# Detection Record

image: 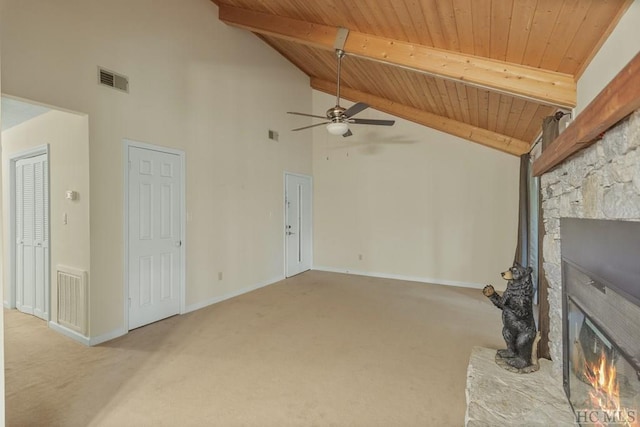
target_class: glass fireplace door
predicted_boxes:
[566,296,639,425]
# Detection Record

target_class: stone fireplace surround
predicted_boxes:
[541,109,640,376]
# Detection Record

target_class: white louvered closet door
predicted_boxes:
[16,154,49,320]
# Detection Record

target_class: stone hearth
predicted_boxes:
[465,347,574,426]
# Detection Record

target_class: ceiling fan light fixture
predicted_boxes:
[327,122,349,135]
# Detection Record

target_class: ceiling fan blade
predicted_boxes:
[287,111,328,119]
[350,118,395,126]
[342,129,353,138]
[343,102,369,118]
[291,122,329,131]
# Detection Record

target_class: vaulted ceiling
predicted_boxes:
[211,0,632,156]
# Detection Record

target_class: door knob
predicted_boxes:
[286,231,296,236]
[175,240,182,247]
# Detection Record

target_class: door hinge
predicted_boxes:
[129,297,131,308]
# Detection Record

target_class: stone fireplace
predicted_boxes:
[540,109,640,423]
[540,109,640,375]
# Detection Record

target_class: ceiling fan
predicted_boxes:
[287,49,395,137]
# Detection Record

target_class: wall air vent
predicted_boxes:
[98,67,129,93]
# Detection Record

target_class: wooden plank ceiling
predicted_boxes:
[211,0,631,156]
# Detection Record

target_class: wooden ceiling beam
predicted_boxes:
[218,4,576,108]
[311,79,530,156]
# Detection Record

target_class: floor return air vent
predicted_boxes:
[57,265,88,336]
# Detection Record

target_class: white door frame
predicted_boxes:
[5,144,50,319]
[123,139,186,330]
[283,171,313,277]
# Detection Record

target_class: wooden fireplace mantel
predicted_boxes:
[533,52,640,176]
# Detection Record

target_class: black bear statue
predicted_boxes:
[483,261,538,372]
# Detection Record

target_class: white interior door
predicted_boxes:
[285,173,312,277]
[128,146,182,330]
[15,154,49,320]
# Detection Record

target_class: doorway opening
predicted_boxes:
[2,95,90,334]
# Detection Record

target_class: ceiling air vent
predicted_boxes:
[98,67,129,93]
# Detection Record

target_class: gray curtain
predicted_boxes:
[514,153,530,266]
[542,116,560,147]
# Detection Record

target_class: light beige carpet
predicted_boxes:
[4,270,503,426]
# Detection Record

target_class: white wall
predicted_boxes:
[312,91,520,289]
[1,109,90,323]
[1,0,312,338]
[577,1,640,114]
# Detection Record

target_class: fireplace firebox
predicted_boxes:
[562,219,640,426]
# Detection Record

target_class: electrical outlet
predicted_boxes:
[218,272,223,281]
[358,254,363,261]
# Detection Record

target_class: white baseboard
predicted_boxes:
[89,328,127,346]
[49,321,90,346]
[184,275,285,314]
[49,321,126,347]
[312,266,484,290]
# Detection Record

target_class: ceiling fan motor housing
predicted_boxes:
[326,105,346,122]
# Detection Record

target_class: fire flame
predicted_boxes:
[582,350,638,426]
[584,350,620,411]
